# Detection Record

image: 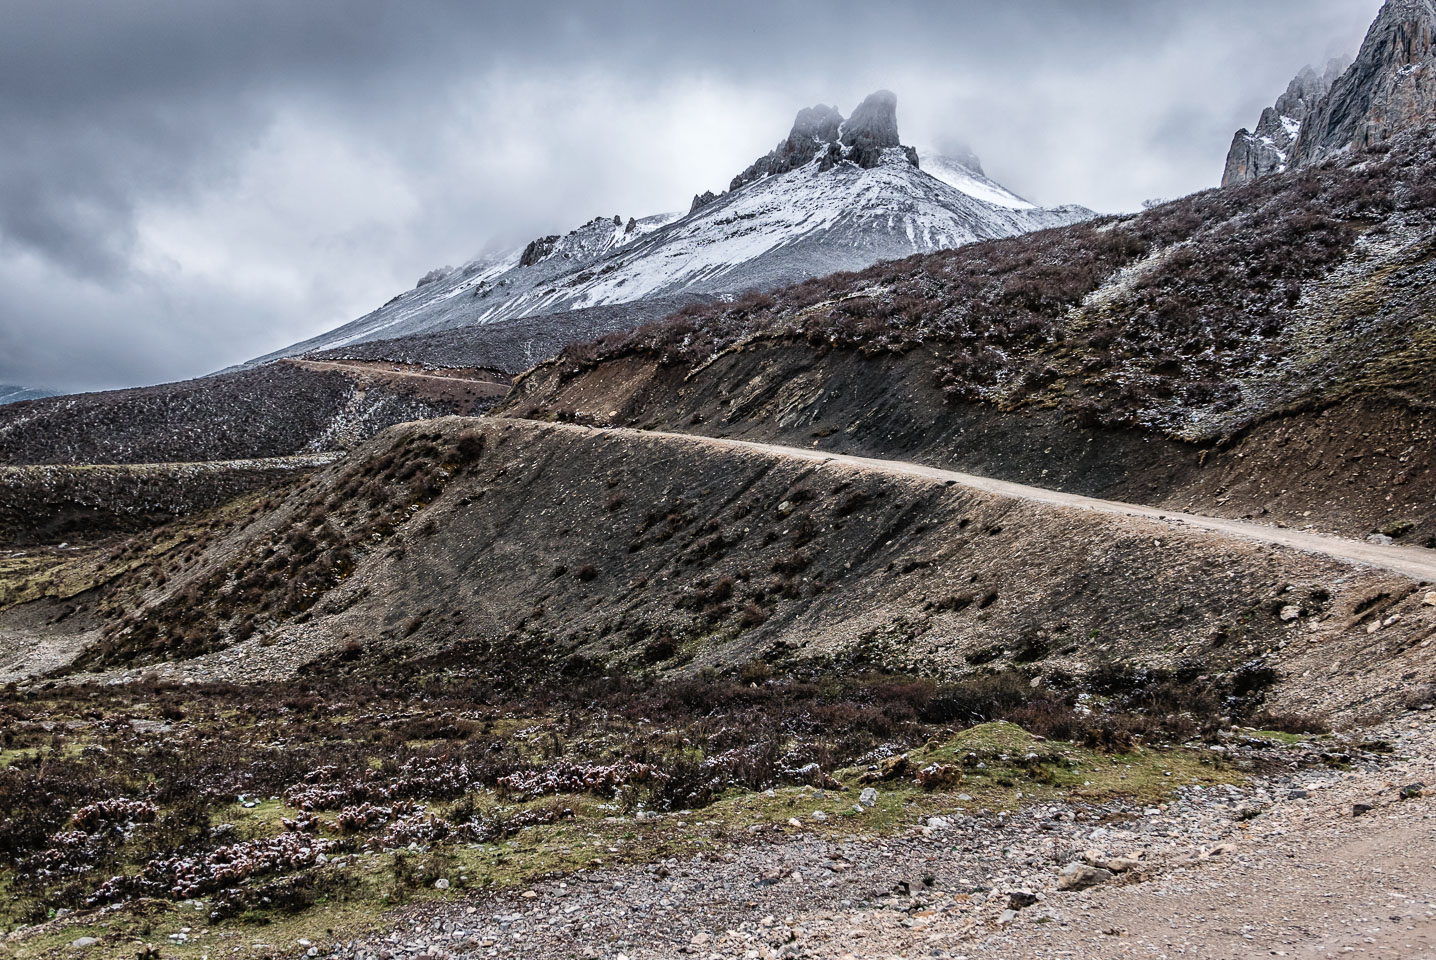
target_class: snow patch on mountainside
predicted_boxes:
[0,385,56,406]
[916,151,1035,209]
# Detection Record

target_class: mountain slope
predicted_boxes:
[253,91,1090,365]
[0,363,493,465]
[0,384,55,406]
[10,417,1429,725]
[505,127,1436,546]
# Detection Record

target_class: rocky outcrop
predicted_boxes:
[519,235,560,267]
[789,103,844,146]
[841,90,920,169]
[1223,0,1436,185]
[689,190,720,213]
[1222,60,1345,186]
[1292,0,1436,166]
[415,267,453,288]
[730,91,919,190]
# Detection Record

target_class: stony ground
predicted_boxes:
[316,710,1436,960]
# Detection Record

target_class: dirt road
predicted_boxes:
[563,422,1436,582]
[289,358,512,397]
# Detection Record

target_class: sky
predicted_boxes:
[0,0,1384,394]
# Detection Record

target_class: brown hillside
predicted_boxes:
[8,417,1430,724]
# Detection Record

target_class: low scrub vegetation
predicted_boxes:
[0,365,446,467]
[79,428,488,667]
[0,649,1325,944]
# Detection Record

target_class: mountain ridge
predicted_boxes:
[0,384,56,406]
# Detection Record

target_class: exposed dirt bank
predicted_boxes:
[504,341,1436,547]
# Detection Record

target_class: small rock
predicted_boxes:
[1353,802,1374,816]
[1280,604,1303,621]
[1423,591,1436,607]
[811,810,827,822]
[433,878,449,890]
[1288,788,1308,800]
[859,787,878,807]
[915,762,964,790]
[1007,890,1039,910]
[786,818,802,828]
[997,908,1018,926]
[71,937,99,949]
[867,753,909,783]
[1399,783,1425,800]
[1085,849,1144,872]
[1057,862,1112,891]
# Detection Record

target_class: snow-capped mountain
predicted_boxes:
[256,90,1091,365]
[916,149,1036,209]
[0,384,55,406]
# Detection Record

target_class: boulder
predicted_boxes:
[1057,862,1113,891]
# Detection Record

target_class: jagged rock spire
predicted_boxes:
[1291,0,1436,166]
[1222,0,1436,186]
[728,90,920,192]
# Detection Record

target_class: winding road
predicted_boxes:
[557,422,1436,583]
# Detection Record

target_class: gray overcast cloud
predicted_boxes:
[0,0,1383,393]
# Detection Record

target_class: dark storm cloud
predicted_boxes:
[0,0,1385,392]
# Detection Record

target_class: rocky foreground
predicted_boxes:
[319,712,1436,960]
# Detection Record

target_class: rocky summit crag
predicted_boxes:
[1224,0,1436,185]
[1221,59,1347,186]
[728,89,919,192]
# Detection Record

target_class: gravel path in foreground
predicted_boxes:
[312,711,1436,960]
